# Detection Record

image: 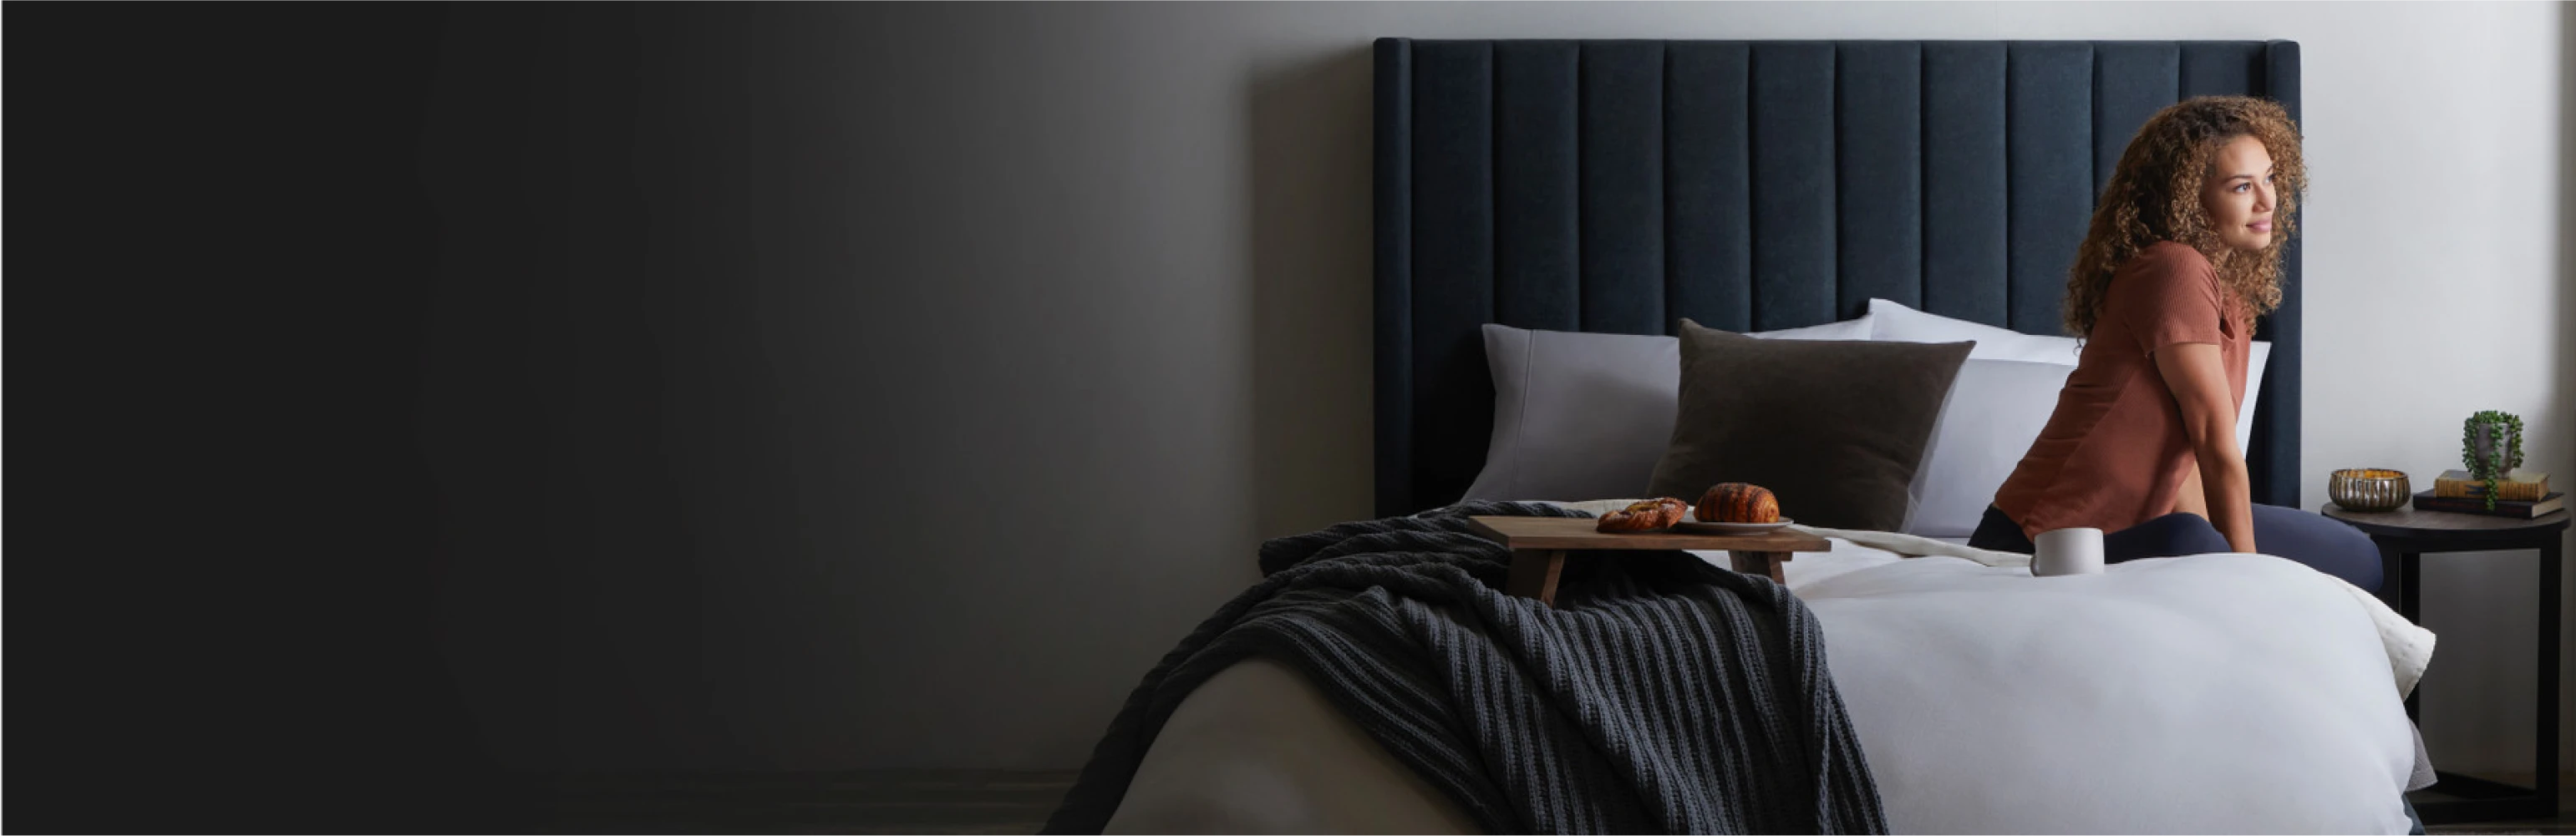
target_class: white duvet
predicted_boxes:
[1105,514,2431,834]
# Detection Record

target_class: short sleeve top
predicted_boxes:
[1990,241,2250,538]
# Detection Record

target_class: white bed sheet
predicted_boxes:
[1106,525,2428,834]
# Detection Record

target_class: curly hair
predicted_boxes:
[2063,96,2306,337]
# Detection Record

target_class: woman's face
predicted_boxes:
[2199,134,2278,251]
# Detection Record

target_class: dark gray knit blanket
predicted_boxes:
[1044,501,1888,834]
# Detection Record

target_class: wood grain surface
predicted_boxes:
[1465,516,1831,552]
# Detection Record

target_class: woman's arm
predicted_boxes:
[2174,460,2210,519]
[2153,343,2253,552]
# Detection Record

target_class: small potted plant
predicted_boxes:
[2461,410,2525,511]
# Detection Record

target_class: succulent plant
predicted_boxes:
[2461,410,2525,511]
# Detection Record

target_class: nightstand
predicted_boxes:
[2323,504,2571,824]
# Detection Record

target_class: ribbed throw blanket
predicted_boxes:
[1044,501,1888,834]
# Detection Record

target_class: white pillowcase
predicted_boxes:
[2242,341,2272,455]
[1867,297,2084,364]
[1740,317,1877,342]
[1461,315,1873,502]
[1903,359,2075,538]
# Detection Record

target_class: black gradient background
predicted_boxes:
[13,3,492,829]
[13,3,1324,828]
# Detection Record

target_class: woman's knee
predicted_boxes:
[2250,504,2384,591]
[2106,513,2230,561]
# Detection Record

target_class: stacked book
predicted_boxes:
[2411,469,2563,518]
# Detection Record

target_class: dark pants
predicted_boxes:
[1968,504,2383,593]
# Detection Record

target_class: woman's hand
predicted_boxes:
[2153,343,2255,553]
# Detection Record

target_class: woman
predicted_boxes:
[1968,96,2380,592]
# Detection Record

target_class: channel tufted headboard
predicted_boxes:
[1373,38,2303,517]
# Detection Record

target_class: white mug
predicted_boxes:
[2031,527,2106,577]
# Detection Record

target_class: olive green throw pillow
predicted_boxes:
[1647,319,1974,531]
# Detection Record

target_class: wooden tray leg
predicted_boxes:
[1506,549,1567,605]
[1729,550,1789,584]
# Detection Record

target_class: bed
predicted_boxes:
[1064,39,2431,834]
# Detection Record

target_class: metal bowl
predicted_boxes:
[2328,469,2411,513]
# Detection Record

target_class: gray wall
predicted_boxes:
[419,4,1287,769]
[404,2,2572,775]
[15,4,500,826]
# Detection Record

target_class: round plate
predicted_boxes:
[1673,518,1794,534]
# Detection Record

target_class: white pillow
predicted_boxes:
[1867,297,2084,364]
[2242,341,2273,457]
[1870,297,2271,463]
[1743,317,1876,342]
[1903,359,2075,537]
[1461,315,1873,502]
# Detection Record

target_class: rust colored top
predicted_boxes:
[1991,241,2249,539]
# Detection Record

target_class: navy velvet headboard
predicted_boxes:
[1373,38,2302,517]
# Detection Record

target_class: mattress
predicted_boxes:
[1105,525,2427,834]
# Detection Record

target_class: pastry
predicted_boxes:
[1695,483,1781,524]
[1595,497,1688,533]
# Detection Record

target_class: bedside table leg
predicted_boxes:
[2375,542,2406,614]
[1729,550,1788,584]
[1506,550,1567,605]
[2537,540,2560,818]
[2401,547,2421,622]
[2386,543,2423,721]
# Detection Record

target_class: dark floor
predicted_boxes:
[2419,773,2576,835]
[540,770,1079,834]
[538,769,2574,834]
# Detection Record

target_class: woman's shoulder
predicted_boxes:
[2122,241,2218,279]
[2112,241,2221,299]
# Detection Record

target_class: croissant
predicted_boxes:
[1596,497,1689,533]
[1696,483,1781,524]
